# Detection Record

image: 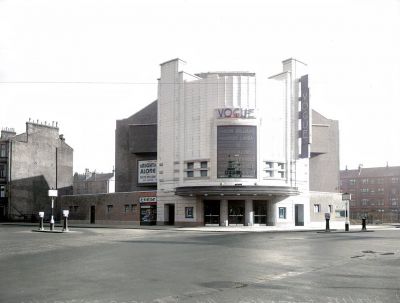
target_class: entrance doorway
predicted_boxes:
[165,204,175,225]
[253,200,267,225]
[90,205,95,224]
[204,200,220,225]
[0,205,5,221]
[295,204,304,226]
[228,200,245,225]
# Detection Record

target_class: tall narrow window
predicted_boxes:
[0,144,6,158]
[279,207,286,219]
[0,165,6,178]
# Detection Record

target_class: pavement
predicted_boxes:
[2,221,398,233]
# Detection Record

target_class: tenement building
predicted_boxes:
[340,165,400,223]
[114,58,342,227]
[73,168,115,195]
[0,121,73,221]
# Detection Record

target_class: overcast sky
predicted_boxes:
[1,0,399,173]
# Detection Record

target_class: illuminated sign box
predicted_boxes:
[139,197,157,203]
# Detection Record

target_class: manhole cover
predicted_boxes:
[200,281,247,289]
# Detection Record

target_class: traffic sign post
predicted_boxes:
[48,189,58,231]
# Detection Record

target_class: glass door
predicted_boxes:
[228,200,245,225]
[253,200,267,224]
[204,200,220,225]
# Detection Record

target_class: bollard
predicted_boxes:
[62,210,69,232]
[325,218,330,232]
[362,217,367,231]
[38,212,44,231]
[345,222,349,231]
[324,213,331,232]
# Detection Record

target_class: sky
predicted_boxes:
[0,0,399,173]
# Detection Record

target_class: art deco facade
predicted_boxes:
[114,58,341,227]
[156,58,311,226]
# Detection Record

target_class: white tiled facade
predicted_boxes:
[157,58,312,227]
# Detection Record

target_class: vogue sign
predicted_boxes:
[216,108,256,119]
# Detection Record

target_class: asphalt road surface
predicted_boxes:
[0,225,399,303]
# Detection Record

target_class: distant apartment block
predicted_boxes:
[73,168,115,195]
[0,121,73,221]
[340,165,400,223]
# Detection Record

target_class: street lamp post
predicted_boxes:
[342,193,351,232]
[48,188,58,231]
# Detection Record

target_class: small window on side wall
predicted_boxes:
[185,207,194,218]
[279,207,286,219]
[107,205,113,213]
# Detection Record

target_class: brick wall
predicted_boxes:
[58,191,156,225]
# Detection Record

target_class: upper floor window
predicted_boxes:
[362,179,369,184]
[200,161,208,177]
[0,165,6,178]
[0,185,5,198]
[313,204,321,213]
[263,161,285,179]
[349,179,356,185]
[186,162,194,178]
[185,160,209,178]
[377,178,384,184]
[0,144,6,158]
[392,177,399,183]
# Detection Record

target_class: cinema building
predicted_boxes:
[113,58,341,227]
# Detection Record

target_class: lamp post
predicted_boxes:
[342,192,351,231]
[48,188,58,231]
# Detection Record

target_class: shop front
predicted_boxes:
[139,195,157,225]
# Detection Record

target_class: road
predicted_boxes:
[0,225,399,303]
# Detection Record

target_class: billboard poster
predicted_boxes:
[217,125,257,178]
[137,160,157,184]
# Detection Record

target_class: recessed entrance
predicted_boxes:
[228,200,245,226]
[90,205,95,224]
[295,204,304,226]
[253,200,267,225]
[204,200,220,225]
[165,204,175,225]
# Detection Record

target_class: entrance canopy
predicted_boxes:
[175,185,299,197]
